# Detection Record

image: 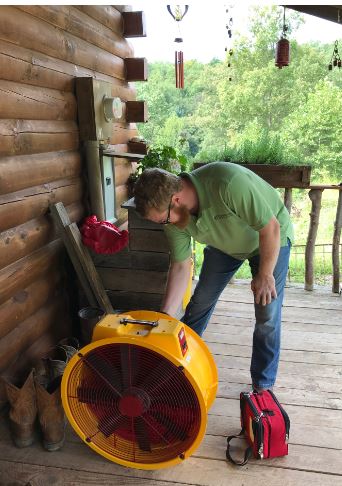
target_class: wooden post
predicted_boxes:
[305,189,323,291]
[284,188,293,214]
[332,188,342,293]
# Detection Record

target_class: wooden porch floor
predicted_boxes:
[1,281,342,485]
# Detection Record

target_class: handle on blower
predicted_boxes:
[120,318,159,328]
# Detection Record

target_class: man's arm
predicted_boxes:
[161,258,192,316]
[251,216,280,306]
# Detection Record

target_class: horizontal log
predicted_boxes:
[18,5,134,59]
[128,228,170,253]
[76,5,123,34]
[110,124,138,145]
[0,178,83,232]
[92,248,170,271]
[98,267,168,294]
[0,270,61,340]
[0,297,64,372]
[111,84,136,101]
[0,7,125,80]
[107,290,163,312]
[0,47,73,92]
[0,79,77,120]
[0,39,128,89]
[114,160,135,186]
[0,150,81,195]
[0,202,84,269]
[0,120,79,157]
[0,240,62,306]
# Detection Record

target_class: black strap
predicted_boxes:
[226,428,252,466]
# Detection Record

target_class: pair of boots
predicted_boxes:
[2,337,79,451]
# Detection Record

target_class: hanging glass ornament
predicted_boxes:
[328,40,341,70]
[167,5,189,89]
[275,7,290,69]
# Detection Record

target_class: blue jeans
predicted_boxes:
[181,241,291,389]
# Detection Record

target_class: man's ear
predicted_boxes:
[172,192,182,206]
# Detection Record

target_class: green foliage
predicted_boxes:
[194,131,298,166]
[135,5,342,182]
[137,145,189,175]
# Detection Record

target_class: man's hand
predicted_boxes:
[251,273,277,306]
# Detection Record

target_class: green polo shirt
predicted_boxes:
[164,162,294,262]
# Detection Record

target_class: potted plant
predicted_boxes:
[193,132,311,189]
[127,145,189,197]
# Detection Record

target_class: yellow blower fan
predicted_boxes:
[61,310,218,470]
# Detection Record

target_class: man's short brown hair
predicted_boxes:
[134,168,182,217]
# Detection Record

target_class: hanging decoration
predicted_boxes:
[167,5,189,89]
[328,40,341,70]
[224,5,234,81]
[275,7,290,69]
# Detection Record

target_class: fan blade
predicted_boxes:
[83,352,122,396]
[140,360,172,391]
[77,385,118,407]
[120,345,138,390]
[98,413,126,437]
[151,411,188,441]
[134,417,152,452]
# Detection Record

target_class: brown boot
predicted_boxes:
[2,370,37,447]
[34,374,66,451]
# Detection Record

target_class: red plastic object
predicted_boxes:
[80,215,129,254]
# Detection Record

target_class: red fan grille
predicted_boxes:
[66,343,202,465]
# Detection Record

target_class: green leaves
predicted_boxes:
[135,6,342,182]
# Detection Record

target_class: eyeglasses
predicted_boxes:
[160,196,173,225]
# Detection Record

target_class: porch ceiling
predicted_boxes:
[286,5,342,25]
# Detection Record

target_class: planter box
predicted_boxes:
[193,163,311,189]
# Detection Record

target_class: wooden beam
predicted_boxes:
[101,150,144,160]
[50,202,114,313]
[122,11,146,38]
[66,223,114,313]
[124,58,148,81]
[49,203,98,308]
[126,101,148,123]
[286,5,342,25]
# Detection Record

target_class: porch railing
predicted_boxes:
[284,185,342,293]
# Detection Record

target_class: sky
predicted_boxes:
[129,2,342,63]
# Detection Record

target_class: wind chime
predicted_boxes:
[167,5,189,89]
[224,5,234,81]
[275,7,290,69]
[328,40,341,70]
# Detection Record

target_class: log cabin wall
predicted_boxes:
[0,5,141,406]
